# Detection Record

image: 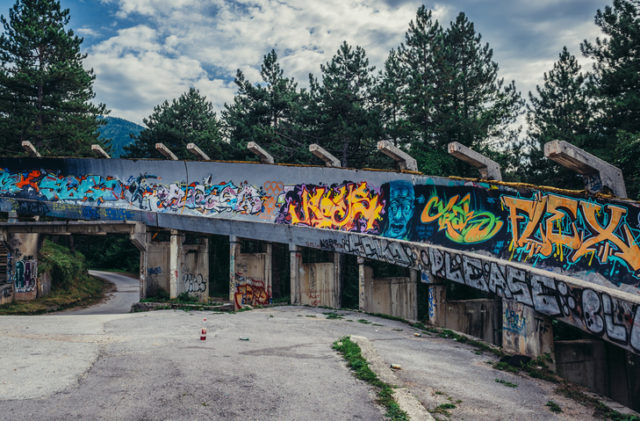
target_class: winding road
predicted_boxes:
[61,270,140,315]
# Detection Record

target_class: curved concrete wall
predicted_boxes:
[1,157,639,353]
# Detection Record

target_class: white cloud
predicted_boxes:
[89,0,424,122]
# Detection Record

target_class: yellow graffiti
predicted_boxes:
[420,193,503,244]
[289,183,384,232]
[502,194,640,271]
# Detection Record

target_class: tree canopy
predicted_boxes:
[0,0,107,157]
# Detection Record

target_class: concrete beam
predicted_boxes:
[309,144,341,167]
[377,141,418,172]
[187,143,210,161]
[247,141,274,164]
[544,140,627,198]
[91,144,110,159]
[447,142,502,181]
[155,143,178,161]
[129,222,147,252]
[21,141,41,158]
[0,221,142,235]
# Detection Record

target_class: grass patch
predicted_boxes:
[546,400,562,413]
[324,311,344,320]
[495,378,518,388]
[333,337,409,421]
[357,319,372,324]
[433,403,456,417]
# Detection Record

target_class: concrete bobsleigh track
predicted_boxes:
[0,157,639,354]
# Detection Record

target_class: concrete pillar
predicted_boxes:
[427,282,447,326]
[229,235,239,304]
[169,229,181,299]
[265,242,272,305]
[358,257,366,311]
[333,253,342,308]
[180,237,209,303]
[502,299,555,367]
[139,247,148,300]
[289,245,302,305]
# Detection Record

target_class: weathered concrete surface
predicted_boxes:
[1,307,635,420]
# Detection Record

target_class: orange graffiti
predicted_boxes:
[421,193,503,243]
[260,180,284,219]
[234,274,270,309]
[502,193,640,271]
[288,182,383,232]
[15,170,42,190]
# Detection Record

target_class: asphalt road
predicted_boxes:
[60,270,140,315]
[2,302,633,421]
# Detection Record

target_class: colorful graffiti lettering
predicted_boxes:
[502,193,640,275]
[261,181,285,219]
[339,234,640,353]
[279,182,384,233]
[421,193,503,244]
[234,274,271,309]
[0,168,265,217]
[13,257,36,293]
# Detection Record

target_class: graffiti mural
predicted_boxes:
[333,233,640,353]
[12,256,36,293]
[277,182,384,233]
[502,193,640,283]
[183,272,207,293]
[0,168,266,217]
[234,273,271,308]
[503,306,527,336]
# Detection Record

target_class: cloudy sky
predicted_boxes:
[0,0,608,125]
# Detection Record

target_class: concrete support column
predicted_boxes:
[502,299,555,368]
[427,282,447,326]
[265,242,272,305]
[289,245,302,305]
[139,247,148,300]
[358,257,366,311]
[229,235,239,304]
[169,229,181,299]
[333,253,342,308]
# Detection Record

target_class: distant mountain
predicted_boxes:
[98,116,144,158]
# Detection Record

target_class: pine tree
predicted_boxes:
[390,8,523,177]
[124,88,224,160]
[0,0,108,157]
[222,49,310,163]
[581,0,640,197]
[310,41,382,168]
[525,47,592,188]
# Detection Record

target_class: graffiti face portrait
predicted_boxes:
[384,180,415,239]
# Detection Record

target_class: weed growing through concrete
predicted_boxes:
[323,311,344,320]
[332,337,409,421]
[495,378,518,388]
[433,403,456,417]
[546,400,562,413]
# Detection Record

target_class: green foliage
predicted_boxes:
[39,238,90,290]
[495,378,518,388]
[124,87,225,160]
[222,49,312,163]
[73,234,138,273]
[98,116,143,158]
[0,0,108,157]
[545,400,562,413]
[309,41,382,168]
[581,0,640,198]
[381,7,523,177]
[332,337,409,421]
[525,47,592,188]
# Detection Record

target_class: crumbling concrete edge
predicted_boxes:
[350,335,434,421]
